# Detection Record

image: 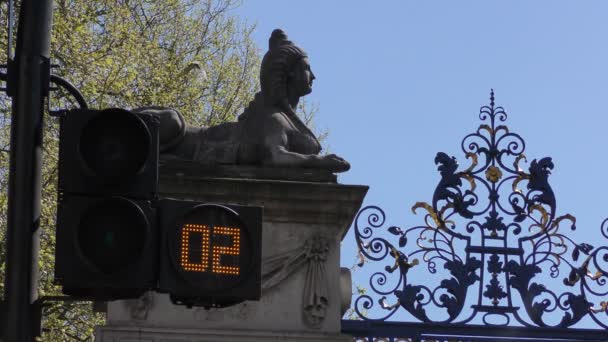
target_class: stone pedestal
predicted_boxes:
[96,164,368,341]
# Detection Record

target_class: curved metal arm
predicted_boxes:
[50,74,88,109]
[0,71,88,109]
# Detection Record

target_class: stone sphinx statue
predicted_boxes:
[136,29,350,173]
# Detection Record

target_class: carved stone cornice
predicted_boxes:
[159,165,368,232]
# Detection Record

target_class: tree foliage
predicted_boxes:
[52,0,259,124]
[0,0,260,340]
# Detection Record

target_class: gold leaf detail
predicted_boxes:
[513,172,530,192]
[528,204,549,227]
[463,153,478,173]
[357,248,366,267]
[380,297,401,310]
[550,214,576,233]
[590,301,608,314]
[478,124,493,135]
[411,202,442,229]
[513,154,527,172]
[459,173,477,191]
[495,125,509,134]
[588,271,603,281]
[485,166,503,183]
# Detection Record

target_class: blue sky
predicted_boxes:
[236,1,608,324]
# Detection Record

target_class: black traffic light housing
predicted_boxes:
[54,107,264,306]
[55,108,160,299]
[158,199,262,308]
[55,195,158,299]
[57,108,158,199]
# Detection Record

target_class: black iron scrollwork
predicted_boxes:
[352,90,608,329]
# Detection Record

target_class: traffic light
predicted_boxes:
[158,200,262,308]
[55,108,160,299]
[54,107,263,305]
[57,107,158,198]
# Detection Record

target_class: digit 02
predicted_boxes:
[179,224,240,275]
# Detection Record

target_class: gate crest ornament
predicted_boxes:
[351,90,608,330]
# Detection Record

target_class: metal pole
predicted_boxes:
[3,0,53,340]
[7,0,14,61]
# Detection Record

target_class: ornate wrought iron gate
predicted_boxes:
[342,91,608,342]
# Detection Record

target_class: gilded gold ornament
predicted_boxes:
[485,165,503,183]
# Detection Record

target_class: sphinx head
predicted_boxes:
[260,29,315,111]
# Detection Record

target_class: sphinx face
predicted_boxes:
[289,57,315,97]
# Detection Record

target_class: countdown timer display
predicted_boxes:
[159,200,262,306]
[178,224,242,275]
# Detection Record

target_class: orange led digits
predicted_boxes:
[180,224,210,272]
[212,226,240,275]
